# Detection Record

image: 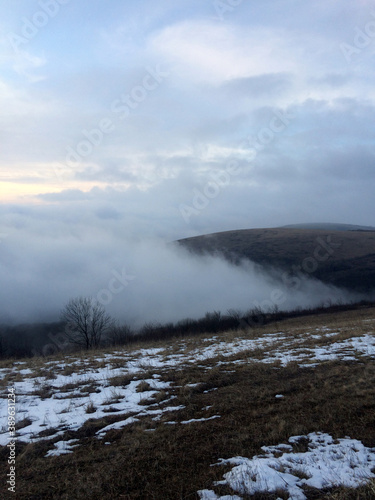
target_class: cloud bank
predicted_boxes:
[0,222,360,326]
[0,1,373,326]
[0,0,374,231]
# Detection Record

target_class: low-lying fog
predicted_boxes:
[0,225,361,327]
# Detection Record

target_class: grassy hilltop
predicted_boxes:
[177,226,375,293]
[1,306,375,499]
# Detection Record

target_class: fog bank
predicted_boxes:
[0,228,361,326]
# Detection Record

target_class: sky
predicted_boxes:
[0,0,374,324]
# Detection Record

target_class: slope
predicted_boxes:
[1,307,375,499]
[177,227,375,293]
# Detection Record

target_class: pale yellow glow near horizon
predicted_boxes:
[1,163,63,203]
[0,161,95,203]
[0,181,108,204]
[0,162,133,203]
[0,182,57,203]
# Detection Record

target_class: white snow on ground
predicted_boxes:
[96,405,185,437]
[181,416,221,424]
[0,319,374,477]
[198,432,375,500]
[200,493,241,500]
[45,439,80,457]
[96,416,139,436]
[0,375,174,445]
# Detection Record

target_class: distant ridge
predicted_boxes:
[281,223,375,232]
[178,226,375,293]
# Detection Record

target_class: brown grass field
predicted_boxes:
[1,306,375,499]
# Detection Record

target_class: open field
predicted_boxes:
[1,306,375,499]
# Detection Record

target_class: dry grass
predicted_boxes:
[85,401,97,414]
[102,388,123,405]
[61,364,76,376]
[1,307,375,499]
[136,380,152,392]
[32,382,54,400]
[4,355,375,499]
[107,374,134,387]
[326,479,375,499]
[15,417,33,431]
[150,389,169,404]
[79,382,101,395]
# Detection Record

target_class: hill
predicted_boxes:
[1,306,375,499]
[281,223,375,232]
[177,227,375,294]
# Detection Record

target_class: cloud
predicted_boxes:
[221,73,293,98]
[0,222,360,326]
[12,50,47,82]
[0,0,373,328]
[0,3,374,199]
[309,73,351,88]
[150,21,299,85]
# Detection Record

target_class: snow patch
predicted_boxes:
[45,439,80,457]
[181,415,221,424]
[199,432,375,500]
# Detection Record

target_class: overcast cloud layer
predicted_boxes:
[0,1,374,324]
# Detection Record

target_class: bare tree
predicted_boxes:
[61,297,113,350]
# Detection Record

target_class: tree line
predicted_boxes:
[0,296,373,359]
